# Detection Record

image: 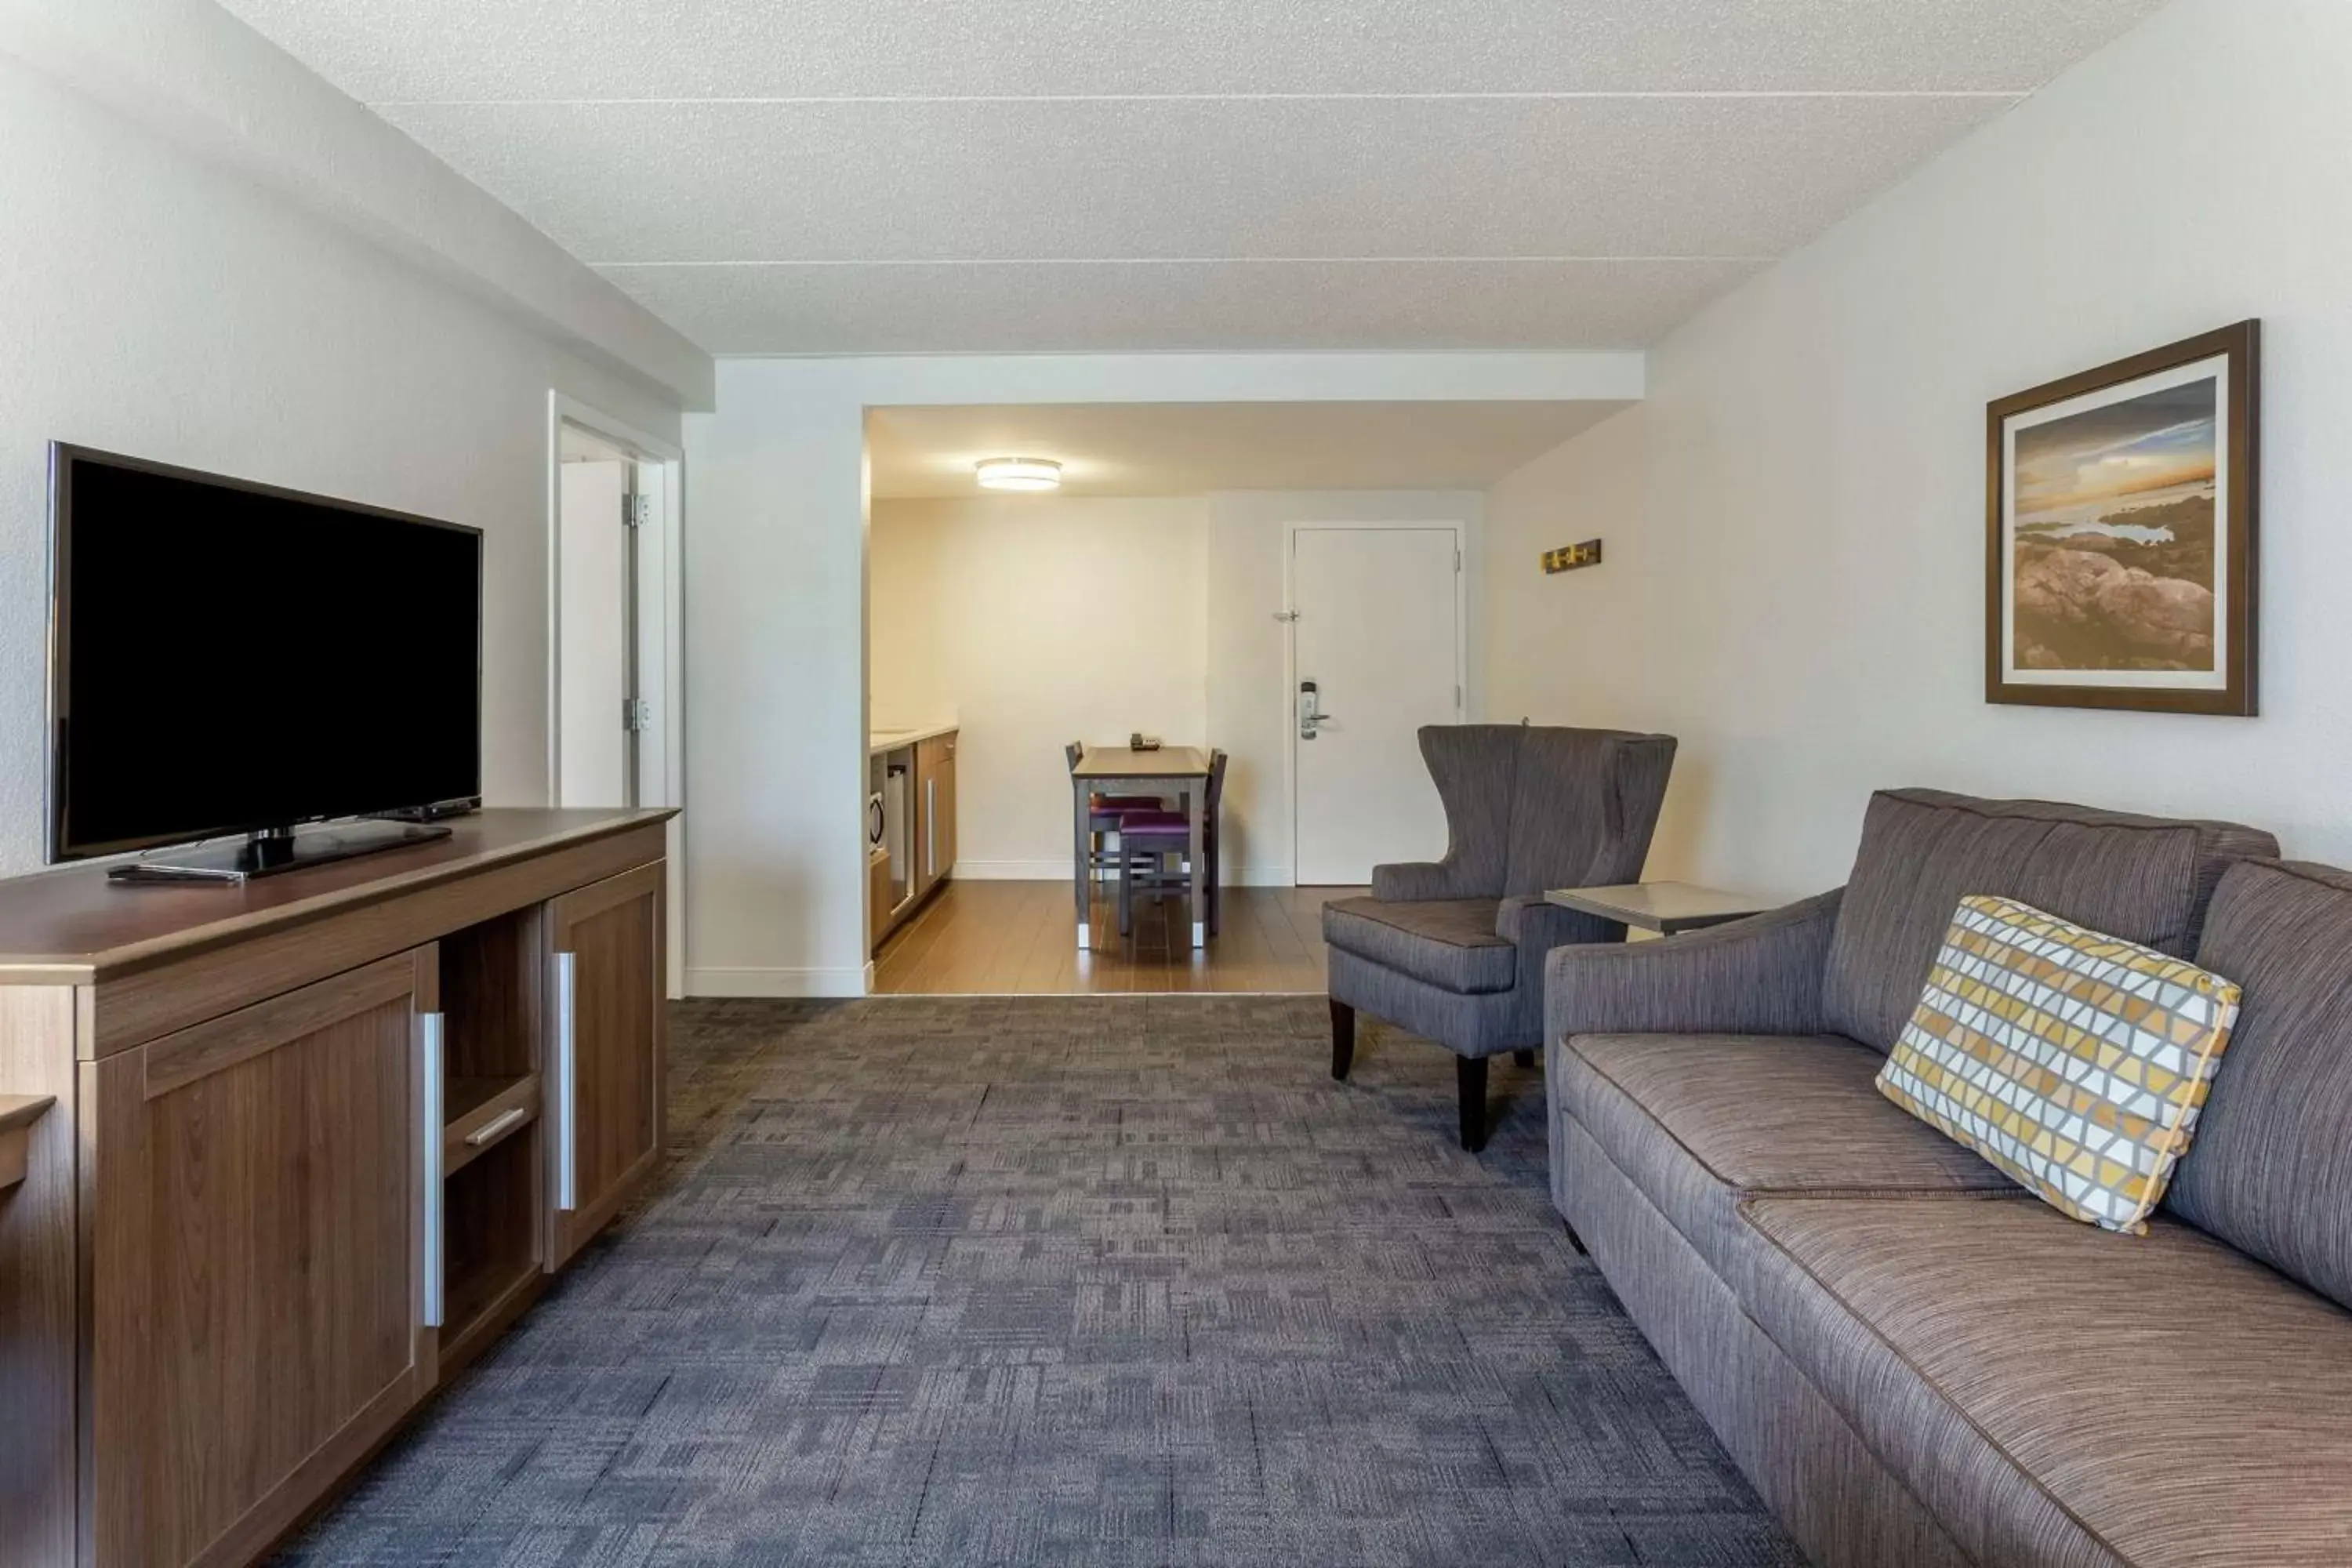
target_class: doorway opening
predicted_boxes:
[855,401,1581,995]
[549,396,684,991]
[553,416,677,811]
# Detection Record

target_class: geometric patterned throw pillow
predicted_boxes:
[1876,895,2241,1235]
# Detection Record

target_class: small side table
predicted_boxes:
[1544,880,1769,936]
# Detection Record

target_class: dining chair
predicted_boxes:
[1115,750,1227,938]
[1068,742,1167,884]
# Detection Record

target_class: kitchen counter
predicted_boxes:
[869,720,958,754]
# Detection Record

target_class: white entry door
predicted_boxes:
[557,456,635,808]
[1290,526,1462,885]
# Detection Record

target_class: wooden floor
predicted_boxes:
[871,878,1362,994]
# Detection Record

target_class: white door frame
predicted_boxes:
[1282,520,1468,887]
[546,391,687,996]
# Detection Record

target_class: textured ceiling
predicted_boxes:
[866,401,1626,498]
[220,0,2165,355]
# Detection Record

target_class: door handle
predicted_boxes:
[926,777,937,876]
[419,1010,446,1328]
[553,950,578,1212]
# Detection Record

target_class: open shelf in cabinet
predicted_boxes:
[434,905,548,1372]
[440,1127,542,1370]
[445,1072,538,1177]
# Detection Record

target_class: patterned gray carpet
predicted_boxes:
[275,997,1799,1567]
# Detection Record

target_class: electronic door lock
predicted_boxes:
[1298,680,1335,740]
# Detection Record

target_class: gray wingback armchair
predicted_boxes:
[1323,724,1677,1151]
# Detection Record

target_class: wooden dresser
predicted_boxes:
[0,808,675,1568]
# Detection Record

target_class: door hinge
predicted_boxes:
[622,698,652,732]
[622,494,652,528]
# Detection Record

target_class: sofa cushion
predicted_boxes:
[1550,1119,1980,1568]
[1821,789,2277,1054]
[1879,894,2242,1234]
[1321,896,1514,994]
[1551,1032,2018,1290]
[2170,860,2352,1311]
[1742,1196,2352,1568]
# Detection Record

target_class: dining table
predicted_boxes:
[1070,745,1213,951]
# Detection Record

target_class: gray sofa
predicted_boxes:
[1544,788,2352,1567]
[1324,723,1675,1151]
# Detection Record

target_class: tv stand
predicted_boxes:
[0,808,674,1568]
[107,818,452,884]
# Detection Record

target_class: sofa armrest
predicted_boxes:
[1373,861,1468,902]
[1544,887,1844,1040]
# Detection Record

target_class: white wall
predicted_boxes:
[1485,0,2352,901]
[1,0,710,409]
[869,494,1210,877]
[866,506,952,732]
[687,353,1631,995]
[0,24,705,876]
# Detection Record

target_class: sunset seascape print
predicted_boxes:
[2005,358,2227,684]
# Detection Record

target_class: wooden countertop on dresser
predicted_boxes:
[0,808,677,989]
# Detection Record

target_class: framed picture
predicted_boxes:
[1986,321,2259,715]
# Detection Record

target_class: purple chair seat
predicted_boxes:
[1115,809,1191,838]
[1116,752,1227,939]
[1091,797,1166,837]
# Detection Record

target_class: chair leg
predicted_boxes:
[1512,1048,1535,1069]
[1117,847,1134,937]
[1329,998,1355,1080]
[1457,1055,1489,1152]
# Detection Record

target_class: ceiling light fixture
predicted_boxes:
[975,456,1062,492]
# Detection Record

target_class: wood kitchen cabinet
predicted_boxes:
[915,730,959,897]
[0,809,675,1568]
[869,726,957,953]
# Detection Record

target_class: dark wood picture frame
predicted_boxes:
[1985,320,2259,716]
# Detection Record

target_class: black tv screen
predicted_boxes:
[49,445,483,862]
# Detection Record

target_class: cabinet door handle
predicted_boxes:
[554,950,579,1212]
[466,1106,530,1148]
[420,1010,445,1329]
[926,778,937,876]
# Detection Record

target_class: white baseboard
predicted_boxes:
[684,965,869,998]
[954,861,1301,887]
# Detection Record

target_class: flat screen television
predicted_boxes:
[48,444,483,880]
